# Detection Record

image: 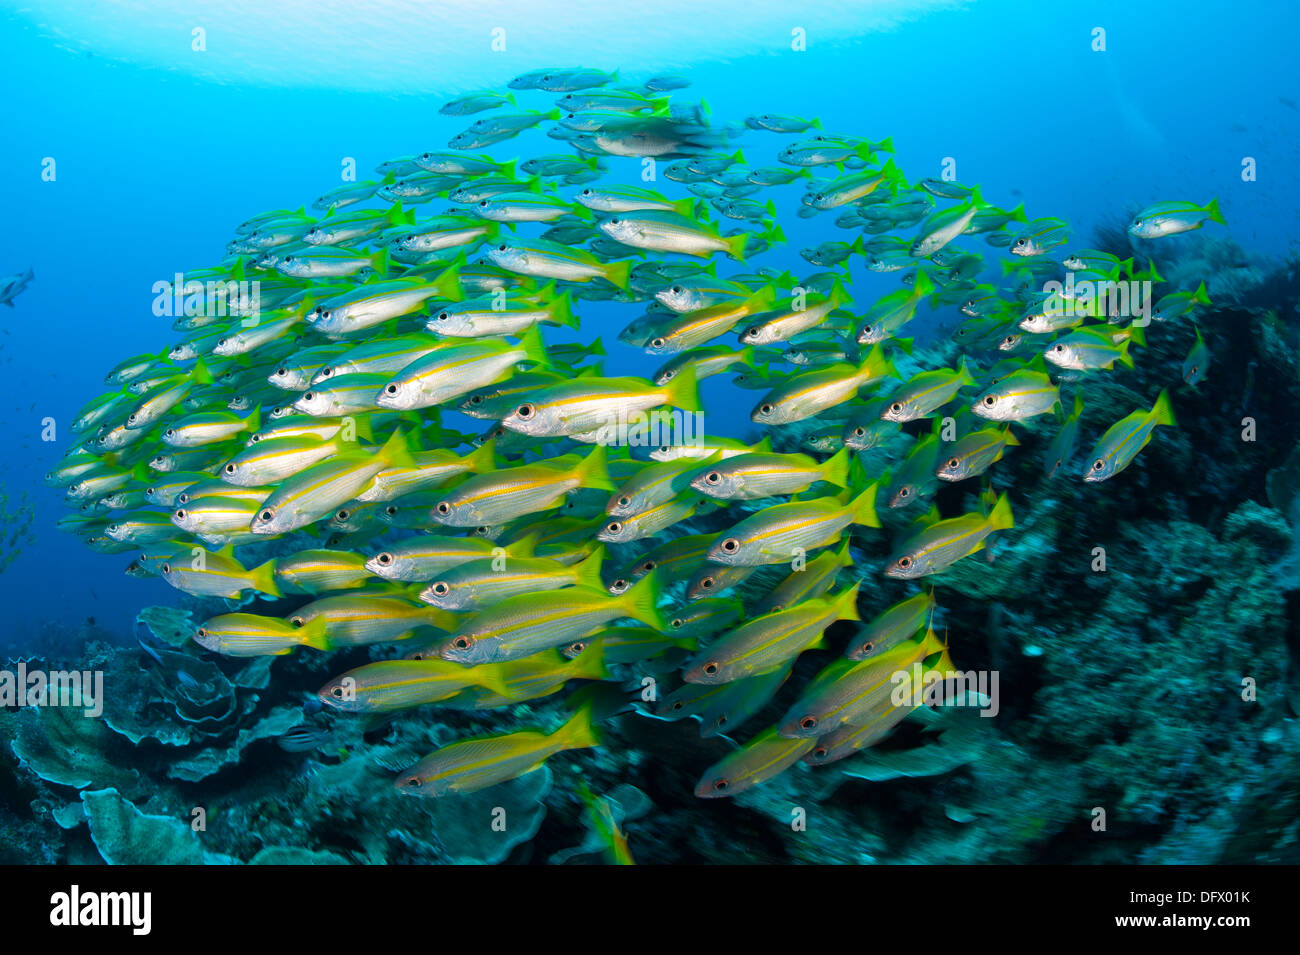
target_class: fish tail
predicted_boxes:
[912,267,935,299]
[298,617,332,652]
[603,259,633,290]
[347,414,374,445]
[1126,322,1147,348]
[551,291,579,329]
[432,259,464,302]
[1150,388,1176,428]
[1116,339,1134,369]
[622,569,668,631]
[663,362,703,413]
[517,322,550,369]
[369,247,391,276]
[988,492,1014,531]
[495,158,518,181]
[849,480,881,528]
[190,357,215,386]
[724,232,749,262]
[570,640,611,682]
[573,545,606,591]
[1002,426,1021,447]
[377,427,417,470]
[247,558,282,598]
[833,581,862,622]
[557,701,602,751]
[1193,281,1212,306]
[464,436,498,474]
[820,445,852,489]
[572,442,615,491]
[1204,197,1226,225]
[470,664,512,699]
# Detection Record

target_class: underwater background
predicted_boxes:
[0,0,1298,864]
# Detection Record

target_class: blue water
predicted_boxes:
[0,0,1295,645]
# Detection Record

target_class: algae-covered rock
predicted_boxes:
[81,788,205,865]
[249,846,349,865]
[167,705,304,783]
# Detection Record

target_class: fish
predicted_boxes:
[694,728,816,797]
[437,571,667,664]
[395,704,601,796]
[884,493,1015,578]
[706,483,880,566]
[0,267,35,306]
[1083,389,1177,482]
[1182,325,1209,385]
[683,584,860,683]
[194,612,331,657]
[1128,199,1225,239]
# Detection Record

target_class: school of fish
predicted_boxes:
[47,67,1221,800]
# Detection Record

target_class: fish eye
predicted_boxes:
[859,641,874,654]
[812,746,828,759]
[453,636,473,650]
[699,576,715,589]
[385,384,399,395]
[853,427,865,437]
[641,560,657,572]
[516,403,535,419]
[161,563,171,574]
[260,508,274,522]
[983,395,996,405]
[889,403,902,414]
[224,464,237,475]
[330,686,344,699]
[469,394,483,404]
[497,244,507,252]
[610,217,621,225]
[671,618,684,629]
[319,368,334,378]
[744,327,759,338]
[616,495,631,507]
[377,553,392,565]
[581,189,592,196]
[720,537,740,553]
[897,556,912,569]
[336,509,350,520]
[385,505,397,516]
[650,338,666,349]
[898,487,911,499]
[165,428,175,436]
[275,367,287,377]
[174,508,187,519]
[405,777,422,788]
[606,521,622,534]
[431,582,449,596]
[705,471,722,485]
[290,616,305,628]
[196,627,206,638]
[703,662,719,675]
[1053,344,1065,352]
[800,716,817,730]
[478,200,488,207]
[1092,459,1105,471]
[127,413,137,423]
[436,502,451,515]
[1133,218,1142,226]
[948,457,959,469]
[303,392,315,401]
[711,778,729,792]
